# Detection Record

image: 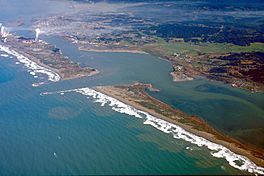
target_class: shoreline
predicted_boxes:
[16,46,100,81]
[0,44,61,82]
[94,86,264,169]
[43,86,264,174]
[0,44,100,83]
[170,71,194,82]
[78,46,148,54]
[0,34,99,83]
[62,69,100,81]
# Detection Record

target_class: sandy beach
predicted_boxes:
[0,39,99,82]
[95,85,264,168]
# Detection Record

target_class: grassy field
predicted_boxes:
[142,37,264,56]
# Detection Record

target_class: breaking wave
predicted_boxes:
[42,87,264,175]
[0,45,60,84]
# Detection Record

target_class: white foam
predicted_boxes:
[0,45,60,83]
[1,53,8,57]
[32,82,45,87]
[30,71,36,76]
[43,87,264,175]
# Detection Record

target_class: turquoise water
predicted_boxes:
[46,36,264,150]
[0,0,263,174]
[0,56,242,174]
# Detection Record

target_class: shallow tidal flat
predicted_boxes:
[94,83,264,172]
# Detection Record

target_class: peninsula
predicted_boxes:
[95,83,264,168]
[0,32,98,81]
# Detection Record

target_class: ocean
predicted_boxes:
[0,0,264,174]
[0,56,243,174]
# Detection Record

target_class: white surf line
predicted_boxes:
[42,87,264,175]
[0,53,9,57]
[0,45,60,83]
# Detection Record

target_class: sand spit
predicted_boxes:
[42,87,264,175]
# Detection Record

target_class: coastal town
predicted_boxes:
[34,9,264,92]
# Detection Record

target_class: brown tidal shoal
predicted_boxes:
[95,85,264,167]
[62,69,100,81]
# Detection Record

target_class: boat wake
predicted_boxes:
[0,45,60,85]
[42,87,264,175]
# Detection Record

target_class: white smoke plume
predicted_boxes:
[35,28,41,42]
[0,24,9,37]
[1,25,5,36]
